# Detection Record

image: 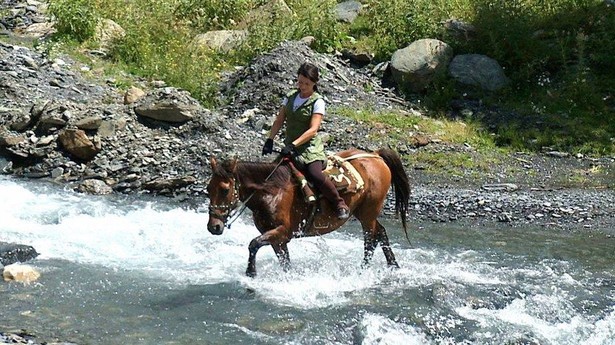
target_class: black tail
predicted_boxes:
[377,148,411,243]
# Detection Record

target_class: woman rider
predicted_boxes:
[262,62,350,219]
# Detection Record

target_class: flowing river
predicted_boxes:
[0,175,614,345]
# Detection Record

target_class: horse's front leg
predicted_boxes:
[246,226,290,277]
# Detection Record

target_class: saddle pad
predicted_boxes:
[324,154,366,193]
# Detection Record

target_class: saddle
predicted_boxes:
[324,154,365,193]
[289,153,379,204]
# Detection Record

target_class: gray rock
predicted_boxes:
[390,39,453,92]
[192,30,247,52]
[442,18,476,40]
[135,102,197,123]
[75,116,103,130]
[134,87,202,123]
[0,242,39,265]
[77,178,113,195]
[50,166,64,178]
[482,183,519,192]
[336,1,362,23]
[448,54,510,91]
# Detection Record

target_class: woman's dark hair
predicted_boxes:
[297,62,319,92]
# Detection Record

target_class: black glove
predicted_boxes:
[262,138,273,156]
[280,143,297,157]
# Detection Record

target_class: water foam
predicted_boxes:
[358,313,430,345]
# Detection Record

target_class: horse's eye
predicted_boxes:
[221,188,230,197]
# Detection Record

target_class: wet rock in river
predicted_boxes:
[2,263,40,283]
[0,242,38,265]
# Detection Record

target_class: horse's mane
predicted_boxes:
[216,160,291,194]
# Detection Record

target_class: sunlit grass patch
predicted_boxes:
[336,107,498,151]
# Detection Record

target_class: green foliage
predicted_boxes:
[350,0,467,60]
[236,0,342,59]
[48,0,98,42]
[421,76,458,110]
[287,0,343,52]
[337,107,423,129]
[174,0,256,31]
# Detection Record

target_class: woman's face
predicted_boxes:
[297,74,315,96]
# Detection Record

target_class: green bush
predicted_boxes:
[238,0,342,56]
[174,0,256,31]
[49,0,99,42]
[350,0,467,60]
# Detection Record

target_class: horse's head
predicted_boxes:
[206,157,238,235]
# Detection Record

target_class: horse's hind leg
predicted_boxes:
[273,242,291,272]
[377,221,399,268]
[361,223,378,268]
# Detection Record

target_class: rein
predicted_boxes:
[223,158,286,229]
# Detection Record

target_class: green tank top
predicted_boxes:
[283,90,327,165]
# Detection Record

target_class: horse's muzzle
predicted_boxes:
[207,219,224,235]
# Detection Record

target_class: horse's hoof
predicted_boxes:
[246,270,257,278]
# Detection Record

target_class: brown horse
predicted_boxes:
[206,148,411,277]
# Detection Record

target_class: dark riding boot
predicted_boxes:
[320,178,350,219]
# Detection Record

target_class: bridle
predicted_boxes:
[207,158,286,229]
[208,177,240,224]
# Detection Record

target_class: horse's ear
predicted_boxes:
[229,157,238,173]
[210,156,218,171]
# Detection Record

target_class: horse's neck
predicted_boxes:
[235,162,280,200]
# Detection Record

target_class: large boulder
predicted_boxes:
[77,178,113,195]
[192,30,247,52]
[75,116,103,130]
[442,18,476,41]
[3,263,41,283]
[7,108,33,131]
[390,39,453,92]
[336,1,362,23]
[134,87,202,123]
[0,131,26,146]
[94,19,126,52]
[448,54,510,91]
[21,22,56,38]
[124,86,146,105]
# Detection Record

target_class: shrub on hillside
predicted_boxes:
[48,0,98,42]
